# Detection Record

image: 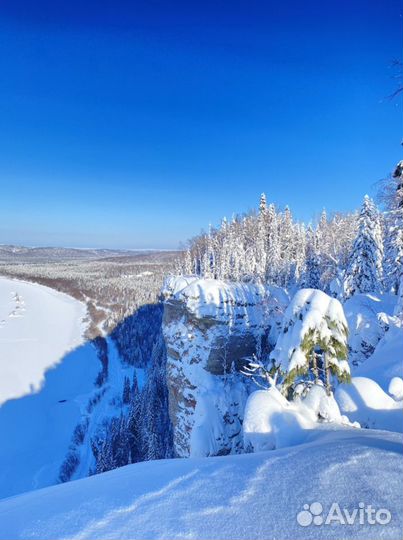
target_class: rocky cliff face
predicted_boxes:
[162,276,288,458]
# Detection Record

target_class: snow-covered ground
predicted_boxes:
[0,277,87,405]
[0,339,100,498]
[0,428,401,540]
[336,377,403,432]
[0,277,102,498]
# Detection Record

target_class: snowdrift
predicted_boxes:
[343,293,396,366]
[0,429,401,540]
[354,325,403,390]
[335,376,403,432]
[243,385,353,452]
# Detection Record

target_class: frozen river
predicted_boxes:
[0,276,87,405]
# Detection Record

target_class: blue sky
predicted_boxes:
[0,1,402,249]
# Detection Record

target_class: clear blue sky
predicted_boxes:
[0,1,402,249]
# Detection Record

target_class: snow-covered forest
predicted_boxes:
[0,251,177,337]
[178,164,403,311]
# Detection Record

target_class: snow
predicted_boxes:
[335,377,403,433]
[0,429,401,540]
[354,325,403,391]
[0,278,150,497]
[0,339,100,498]
[0,277,87,405]
[243,386,353,452]
[343,293,396,366]
[163,275,268,325]
[0,278,103,498]
[389,377,403,401]
[161,275,199,297]
[70,337,146,482]
[271,289,349,375]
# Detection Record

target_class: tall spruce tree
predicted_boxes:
[302,226,322,289]
[255,193,268,281]
[344,195,384,297]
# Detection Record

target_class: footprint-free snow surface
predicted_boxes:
[0,277,87,404]
[0,429,401,540]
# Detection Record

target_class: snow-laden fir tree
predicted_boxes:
[279,206,294,286]
[394,227,403,318]
[391,161,403,317]
[254,193,268,280]
[178,193,358,289]
[270,288,350,394]
[301,226,321,289]
[266,203,281,283]
[183,249,193,275]
[378,162,403,293]
[343,195,383,298]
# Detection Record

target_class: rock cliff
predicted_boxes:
[162,276,288,457]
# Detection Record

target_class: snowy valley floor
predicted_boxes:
[0,428,401,540]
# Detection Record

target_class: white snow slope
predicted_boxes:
[0,428,401,540]
[0,277,87,404]
[0,278,101,498]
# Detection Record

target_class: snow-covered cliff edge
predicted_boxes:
[161,276,288,457]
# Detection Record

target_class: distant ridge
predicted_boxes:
[0,244,180,263]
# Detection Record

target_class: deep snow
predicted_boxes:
[0,339,100,498]
[335,376,403,432]
[0,429,401,540]
[243,385,355,452]
[0,277,87,405]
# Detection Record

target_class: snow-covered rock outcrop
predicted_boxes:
[162,276,288,457]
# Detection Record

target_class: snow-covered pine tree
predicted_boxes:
[270,288,350,394]
[254,193,268,281]
[381,162,403,295]
[279,206,294,286]
[183,248,193,275]
[201,225,216,278]
[265,203,281,283]
[228,215,244,281]
[122,376,131,404]
[393,160,403,209]
[383,212,401,293]
[391,161,403,317]
[394,227,403,318]
[343,195,384,298]
[302,226,322,289]
[293,223,306,284]
[323,212,358,290]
